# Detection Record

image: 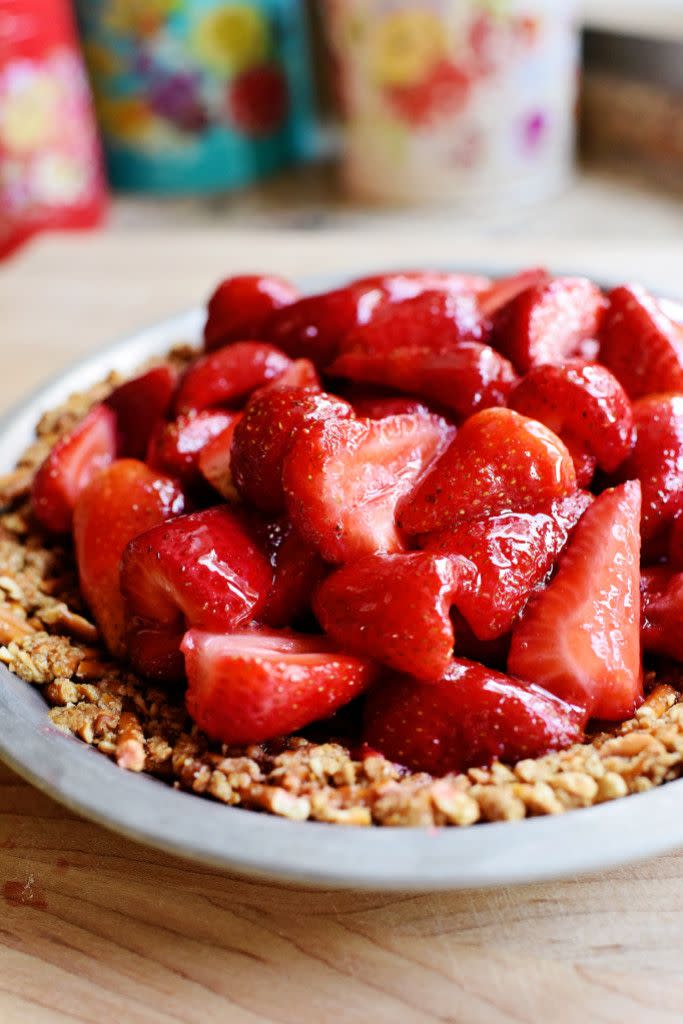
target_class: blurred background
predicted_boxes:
[0,0,681,259]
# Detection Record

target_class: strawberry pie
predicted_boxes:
[3,269,683,827]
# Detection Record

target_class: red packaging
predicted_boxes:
[0,0,107,259]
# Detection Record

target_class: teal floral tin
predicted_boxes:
[76,0,317,192]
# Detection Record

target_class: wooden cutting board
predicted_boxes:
[2,230,683,1023]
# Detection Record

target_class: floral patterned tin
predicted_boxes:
[324,0,579,206]
[76,1,317,192]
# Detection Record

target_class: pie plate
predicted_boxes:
[2,283,683,891]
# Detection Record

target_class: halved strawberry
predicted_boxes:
[346,389,435,420]
[31,405,118,534]
[257,519,328,628]
[351,270,491,302]
[398,408,576,536]
[363,658,585,775]
[492,277,607,372]
[476,267,549,319]
[313,552,474,681]
[616,394,683,555]
[204,273,300,351]
[255,357,320,394]
[232,387,353,514]
[175,341,292,415]
[182,628,377,744]
[197,412,243,500]
[426,492,593,640]
[105,365,178,459]
[120,506,272,679]
[562,435,597,489]
[264,283,387,368]
[508,361,634,472]
[508,481,642,720]
[283,413,451,563]
[146,409,235,489]
[599,285,683,399]
[640,567,683,662]
[669,514,683,569]
[73,460,185,656]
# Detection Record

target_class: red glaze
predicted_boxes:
[509,361,633,472]
[257,519,328,628]
[175,341,292,414]
[426,492,593,641]
[314,552,474,681]
[599,285,683,399]
[120,507,272,679]
[232,387,353,514]
[399,407,577,536]
[351,270,491,301]
[31,405,118,534]
[640,567,683,661]
[492,277,607,372]
[183,628,377,744]
[363,658,585,775]
[283,412,451,563]
[146,409,235,489]
[73,460,185,656]
[508,482,643,721]
[106,365,178,459]
[204,274,299,351]
[197,412,243,500]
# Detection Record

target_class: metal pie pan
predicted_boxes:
[2,293,683,891]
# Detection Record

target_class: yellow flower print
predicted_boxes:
[105,0,180,37]
[192,4,270,77]
[0,71,60,155]
[97,96,154,143]
[369,9,446,88]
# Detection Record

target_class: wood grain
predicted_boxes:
[2,228,683,1023]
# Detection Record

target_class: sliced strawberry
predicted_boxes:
[264,283,387,368]
[120,506,272,679]
[508,481,643,720]
[258,519,328,628]
[363,658,585,775]
[197,412,243,500]
[73,460,185,656]
[231,386,353,514]
[669,514,683,570]
[346,389,435,420]
[562,435,597,489]
[283,413,451,563]
[426,492,593,641]
[617,394,683,555]
[255,357,320,394]
[640,567,683,661]
[398,408,577,536]
[492,277,607,372]
[599,285,683,399]
[508,361,633,472]
[105,365,178,459]
[31,405,118,534]
[314,552,474,681]
[146,409,235,489]
[351,270,491,302]
[175,341,292,415]
[476,267,549,319]
[182,628,377,744]
[204,273,300,351]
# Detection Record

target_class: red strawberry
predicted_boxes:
[640,567,683,661]
[363,658,585,774]
[204,273,299,351]
[426,492,593,640]
[476,267,550,320]
[146,409,235,489]
[599,285,683,399]
[351,270,491,302]
[508,361,634,472]
[182,628,377,744]
[283,412,451,563]
[398,408,577,536]
[492,277,607,372]
[197,412,243,500]
[264,283,388,368]
[562,436,597,489]
[314,552,474,681]
[669,514,683,569]
[258,519,328,628]
[348,390,436,420]
[73,460,185,656]
[450,610,511,669]
[617,394,683,555]
[31,405,118,533]
[508,482,643,720]
[120,506,272,679]
[175,341,292,415]
[105,365,177,459]
[255,357,320,394]
[231,387,353,514]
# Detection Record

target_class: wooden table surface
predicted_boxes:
[2,228,683,1023]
